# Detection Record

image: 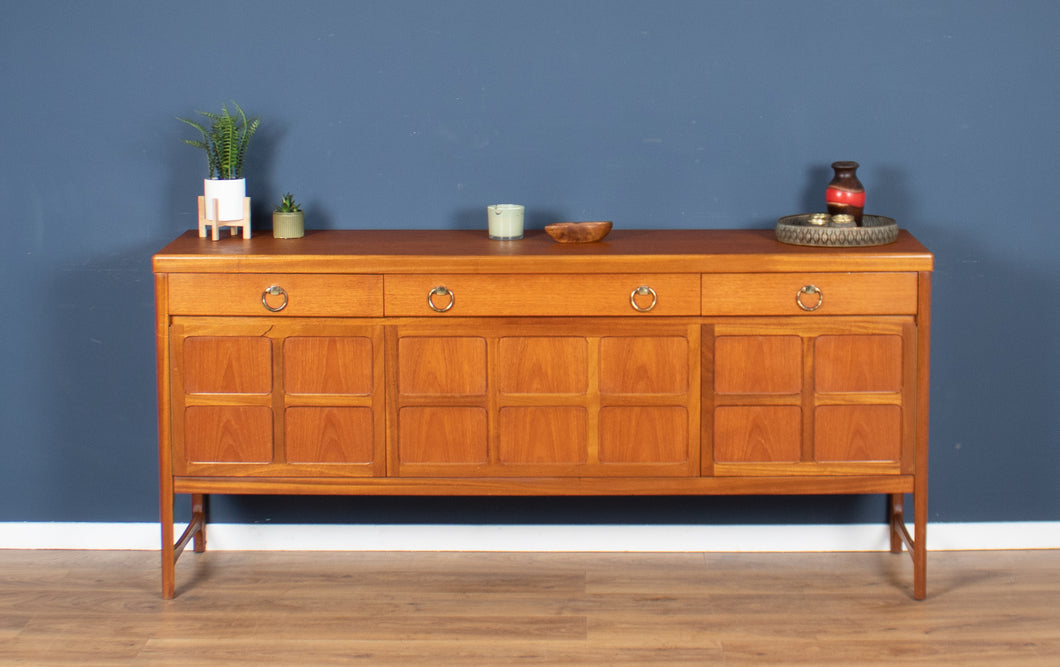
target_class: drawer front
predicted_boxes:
[167,273,384,317]
[702,272,917,316]
[384,274,701,316]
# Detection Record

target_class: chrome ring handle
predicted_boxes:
[630,285,658,312]
[796,284,824,311]
[427,286,455,313]
[261,285,288,312]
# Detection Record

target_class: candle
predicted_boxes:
[488,204,524,240]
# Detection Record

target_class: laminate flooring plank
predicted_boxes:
[717,639,1060,665]
[0,637,147,664]
[0,615,29,642]
[135,638,726,666]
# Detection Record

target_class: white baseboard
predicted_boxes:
[1,521,1058,552]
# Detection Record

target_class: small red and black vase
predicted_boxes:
[825,161,865,224]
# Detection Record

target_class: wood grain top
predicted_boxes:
[153,228,933,274]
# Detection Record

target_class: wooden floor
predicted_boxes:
[0,549,1057,665]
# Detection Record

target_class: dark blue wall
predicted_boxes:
[2,1,1057,525]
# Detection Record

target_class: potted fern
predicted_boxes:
[272,193,305,239]
[179,101,260,226]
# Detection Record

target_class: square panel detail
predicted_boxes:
[599,337,689,394]
[284,337,373,395]
[498,407,587,464]
[715,336,802,394]
[815,335,902,393]
[285,407,375,464]
[183,337,271,394]
[599,406,688,463]
[184,405,272,463]
[815,405,901,462]
[398,337,487,395]
[713,406,801,463]
[398,406,487,463]
[496,337,588,394]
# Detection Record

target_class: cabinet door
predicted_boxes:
[705,318,916,476]
[170,317,385,477]
[389,319,700,478]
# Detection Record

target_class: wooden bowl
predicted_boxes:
[544,221,613,243]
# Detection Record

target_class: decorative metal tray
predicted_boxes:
[775,214,898,247]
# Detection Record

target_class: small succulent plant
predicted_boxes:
[274,193,302,213]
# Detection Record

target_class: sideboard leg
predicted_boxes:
[888,494,904,554]
[160,484,175,600]
[889,491,926,600]
[913,484,928,601]
[160,493,208,599]
[912,269,931,601]
[164,499,208,599]
[192,494,207,553]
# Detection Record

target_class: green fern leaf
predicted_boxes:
[179,101,258,181]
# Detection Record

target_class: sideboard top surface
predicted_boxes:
[153,229,933,274]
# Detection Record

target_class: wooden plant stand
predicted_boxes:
[197,196,251,240]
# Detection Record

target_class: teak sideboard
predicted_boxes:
[153,229,933,599]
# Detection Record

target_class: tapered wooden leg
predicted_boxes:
[160,479,175,600]
[888,491,926,600]
[192,494,207,553]
[888,494,904,553]
[912,270,931,601]
[166,498,208,599]
[913,482,928,600]
[161,492,208,599]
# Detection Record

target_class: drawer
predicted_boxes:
[166,273,384,316]
[384,274,701,316]
[701,272,917,316]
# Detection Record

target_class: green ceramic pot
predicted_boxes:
[272,211,304,239]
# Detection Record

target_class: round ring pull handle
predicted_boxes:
[796,284,824,311]
[630,285,658,312]
[262,285,288,312]
[427,285,455,313]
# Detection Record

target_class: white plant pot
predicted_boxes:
[203,178,246,222]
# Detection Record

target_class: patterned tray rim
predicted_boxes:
[775,214,898,247]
